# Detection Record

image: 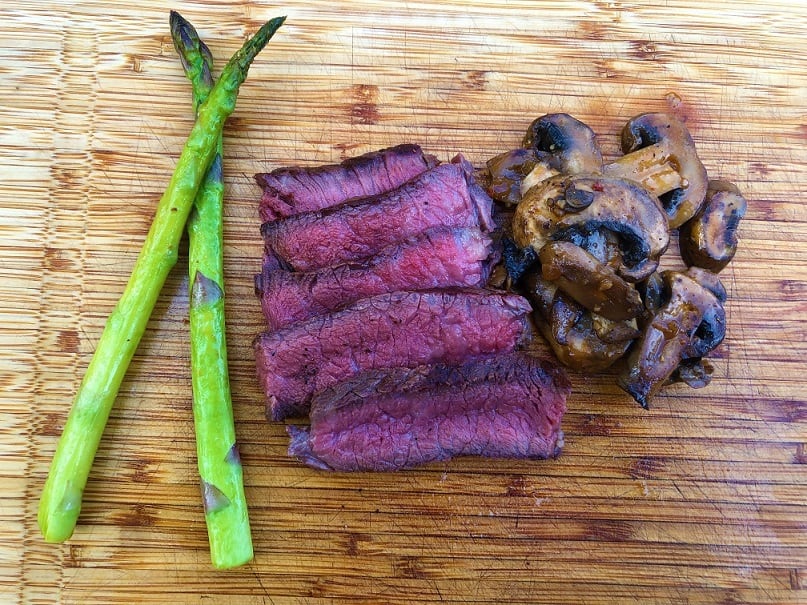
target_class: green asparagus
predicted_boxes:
[38,14,286,544]
[170,11,252,569]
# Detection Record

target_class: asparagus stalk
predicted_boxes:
[170,11,252,569]
[38,14,286,544]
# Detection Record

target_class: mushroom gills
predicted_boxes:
[501,236,540,286]
[513,174,669,283]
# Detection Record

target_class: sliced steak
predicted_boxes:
[256,227,493,330]
[287,352,570,472]
[261,158,494,272]
[254,288,531,420]
[256,144,438,221]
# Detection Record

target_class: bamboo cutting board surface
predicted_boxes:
[2,1,806,603]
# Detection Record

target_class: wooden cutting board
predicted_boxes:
[2,1,806,603]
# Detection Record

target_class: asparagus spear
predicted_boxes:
[170,11,252,569]
[38,14,286,544]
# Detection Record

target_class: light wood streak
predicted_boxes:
[1,1,805,603]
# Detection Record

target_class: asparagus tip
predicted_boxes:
[169,10,214,77]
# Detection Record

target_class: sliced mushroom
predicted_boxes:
[683,266,727,302]
[617,271,723,408]
[524,273,638,372]
[668,358,714,389]
[684,301,726,359]
[485,148,539,205]
[523,113,603,175]
[484,114,604,204]
[519,113,603,195]
[682,267,727,358]
[637,271,666,317]
[680,180,747,272]
[539,241,643,321]
[603,113,708,228]
[513,174,669,282]
[523,271,558,316]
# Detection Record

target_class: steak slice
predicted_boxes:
[254,288,532,420]
[261,158,494,272]
[256,227,493,330]
[287,352,570,472]
[256,144,438,222]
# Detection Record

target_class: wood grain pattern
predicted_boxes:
[2,0,806,603]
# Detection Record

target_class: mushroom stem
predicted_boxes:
[602,146,684,195]
[520,163,561,196]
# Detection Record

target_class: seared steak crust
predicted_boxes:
[257,144,438,222]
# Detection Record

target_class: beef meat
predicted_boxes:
[254,288,532,420]
[256,144,438,222]
[256,227,493,330]
[287,352,570,471]
[261,158,494,272]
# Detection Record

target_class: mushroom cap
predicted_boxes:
[523,113,603,176]
[539,241,643,321]
[513,174,670,282]
[680,179,747,272]
[683,266,727,302]
[669,358,714,389]
[484,147,539,205]
[618,270,723,407]
[525,276,635,372]
[621,112,708,228]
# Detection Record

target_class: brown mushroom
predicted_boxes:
[603,113,708,228]
[680,180,747,272]
[519,113,603,194]
[524,273,639,372]
[484,113,604,205]
[523,113,603,175]
[637,271,666,317]
[684,300,726,359]
[513,174,669,282]
[682,267,727,359]
[668,358,714,389]
[484,148,540,205]
[539,241,643,321]
[617,270,723,407]
[683,266,727,302]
